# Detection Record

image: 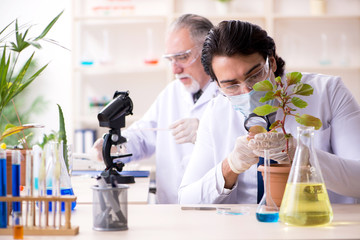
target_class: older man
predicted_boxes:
[93,14,218,204]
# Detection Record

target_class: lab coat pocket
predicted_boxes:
[314,127,331,152]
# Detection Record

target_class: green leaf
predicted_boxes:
[295,114,323,130]
[4,124,16,130]
[27,41,42,49]
[0,20,15,37]
[286,72,302,86]
[57,104,67,145]
[259,91,274,102]
[35,10,64,40]
[269,120,281,130]
[0,124,40,142]
[253,80,274,92]
[293,83,314,96]
[253,104,278,116]
[291,97,308,108]
[57,104,68,171]
[275,76,282,85]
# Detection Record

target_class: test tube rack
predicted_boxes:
[0,195,79,236]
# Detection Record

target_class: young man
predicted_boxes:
[93,14,219,204]
[179,20,360,204]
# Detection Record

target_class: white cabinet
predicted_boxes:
[72,0,360,153]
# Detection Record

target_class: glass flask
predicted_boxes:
[46,142,76,211]
[279,126,333,226]
[256,149,279,222]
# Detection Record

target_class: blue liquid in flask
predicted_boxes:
[47,188,77,212]
[256,212,279,222]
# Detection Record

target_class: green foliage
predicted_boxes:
[39,104,69,171]
[253,104,278,116]
[58,104,68,170]
[0,11,63,145]
[253,72,322,132]
[0,95,47,147]
[252,72,322,160]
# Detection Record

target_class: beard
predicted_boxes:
[175,73,200,94]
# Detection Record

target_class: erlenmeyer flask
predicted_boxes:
[46,141,76,211]
[256,149,279,222]
[279,126,333,226]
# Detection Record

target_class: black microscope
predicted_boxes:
[97,91,135,184]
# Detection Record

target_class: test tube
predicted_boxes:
[12,150,21,212]
[25,150,33,226]
[13,211,24,239]
[0,147,7,228]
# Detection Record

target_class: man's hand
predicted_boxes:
[91,137,104,162]
[227,136,259,174]
[90,137,126,162]
[248,132,296,163]
[169,118,199,144]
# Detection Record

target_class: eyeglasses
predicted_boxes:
[162,47,200,68]
[220,57,270,96]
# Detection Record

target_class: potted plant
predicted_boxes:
[0,11,63,193]
[251,72,322,206]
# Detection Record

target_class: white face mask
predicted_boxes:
[227,90,274,117]
[175,73,200,94]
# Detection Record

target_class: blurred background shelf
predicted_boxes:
[72,0,360,162]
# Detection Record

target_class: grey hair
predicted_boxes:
[169,14,214,46]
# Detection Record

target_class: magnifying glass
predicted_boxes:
[244,113,271,132]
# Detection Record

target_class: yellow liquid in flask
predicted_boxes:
[279,183,333,226]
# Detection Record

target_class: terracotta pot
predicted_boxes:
[6,149,28,195]
[257,164,291,207]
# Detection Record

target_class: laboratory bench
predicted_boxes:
[2,204,360,240]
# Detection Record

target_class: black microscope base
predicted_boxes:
[101,170,135,184]
[113,174,135,184]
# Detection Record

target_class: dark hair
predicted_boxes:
[169,14,214,46]
[201,20,285,82]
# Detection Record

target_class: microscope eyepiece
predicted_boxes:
[97,91,133,129]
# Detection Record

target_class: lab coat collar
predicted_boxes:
[194,80,219,107]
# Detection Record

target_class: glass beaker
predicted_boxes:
[279,126,333,226]
[256,149,279,222]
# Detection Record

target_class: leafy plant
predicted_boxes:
[0,94,47,147]
[251,72,322,161]
[0,11,63,145]
[39,104,68,171]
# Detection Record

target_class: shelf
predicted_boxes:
[72,0,360,143]
[274,15,360,20]
[74,15,168,23]
[286,65,360,72]
[173,12,265,20]
[75,64,167,75]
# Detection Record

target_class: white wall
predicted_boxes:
[1,0,73,142]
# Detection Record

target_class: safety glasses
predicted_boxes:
[220,57,271,96]
[162,46,200,68]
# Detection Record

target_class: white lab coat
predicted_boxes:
[179,73,360,204]
[122,79,219,204]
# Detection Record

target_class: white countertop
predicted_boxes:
[2,204,360,240]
